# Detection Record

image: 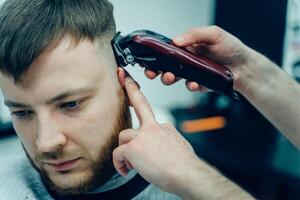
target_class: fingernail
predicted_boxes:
[174,35,185,44]
[125,77,134,83]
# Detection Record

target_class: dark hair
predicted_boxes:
[0,0,116,82]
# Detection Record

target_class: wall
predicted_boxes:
[283,0,300,81]
[0,0,216,123]
[110,0,216,108]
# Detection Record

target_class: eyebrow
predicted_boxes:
[4,88,94,108]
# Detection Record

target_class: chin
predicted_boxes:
[46,169,96,195]
[51,170,91,187]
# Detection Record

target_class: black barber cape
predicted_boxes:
[49,173,149,200]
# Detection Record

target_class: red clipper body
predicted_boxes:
[111,30,239,99]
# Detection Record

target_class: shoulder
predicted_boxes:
[133,184,182,200]
[0,153,31,198]
[0,152,52,200]
[0,153,28,177]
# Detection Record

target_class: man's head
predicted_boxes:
[0,0,131,196]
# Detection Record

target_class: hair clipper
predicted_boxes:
[111,30,239,99]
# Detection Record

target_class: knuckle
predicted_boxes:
[161,122,174,130]
[210,25,224,37]
[144,122,160,132]
[112,148,119,157]
[140,105,153,117]
[119,129,131,137]
[187,27,202,39]
[126,80,139,90]
[132,92,141,101]
[126,140,139,152]
[189,27,200,33]
[210,25,222,32]
[118,129,133,143]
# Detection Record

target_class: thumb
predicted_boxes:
[113,144,131,176]
[173,26,225,47]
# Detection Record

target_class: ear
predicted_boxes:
[117,67,133,106]
[117,67,126,89]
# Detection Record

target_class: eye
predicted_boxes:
[60,100,81,111]
[11,110,33,119]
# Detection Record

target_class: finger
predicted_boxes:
[118,67,140,90]
[161,122,176,131]
[173,26,225,47]
[118,67,141,107]
[113,145,130,176]
[125,160,134,170]
[185,81,210,92]
[185,81,200,91]
[119,129,138,145]
[124,77,156,126]
[144,68,159,80]
[161,72,181,85]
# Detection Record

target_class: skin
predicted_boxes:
[1,25,297,199]
[114,25,300,199]
[0,35,131,196]
[114,69,254,200]
[145,26,300,148]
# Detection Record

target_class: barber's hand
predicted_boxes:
[113,68,201,194]
[144,26,252,92]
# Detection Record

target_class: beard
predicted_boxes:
[23,88,131,196]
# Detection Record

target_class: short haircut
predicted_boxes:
[0,0,116,82]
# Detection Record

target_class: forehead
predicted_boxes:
[0,36,116,103]
[23,36,109,85]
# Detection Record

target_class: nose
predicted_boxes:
[35,113,67,153]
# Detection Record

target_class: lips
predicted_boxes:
[44,158,81,172]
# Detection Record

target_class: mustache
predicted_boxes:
[35,150,83,162]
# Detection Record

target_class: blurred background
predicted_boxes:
[0,0,300,199]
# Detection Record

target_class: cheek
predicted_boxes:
[12,119,38,157]
[68,93,120,158]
